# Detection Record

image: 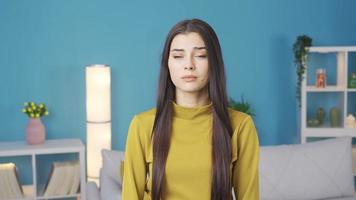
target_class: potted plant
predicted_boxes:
[293,35,313,107]
[22,102,49,145]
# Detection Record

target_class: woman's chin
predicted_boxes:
[176,86,206,94]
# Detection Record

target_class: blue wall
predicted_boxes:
[1,0,356,151]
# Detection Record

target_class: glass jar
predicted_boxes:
[316,68,327,88]
[349,72,356,88]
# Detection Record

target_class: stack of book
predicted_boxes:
[43,161,80,197]
[0,163,24,199]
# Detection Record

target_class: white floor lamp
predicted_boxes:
[85,64,111,184]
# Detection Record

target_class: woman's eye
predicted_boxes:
[196,55,207,58]
[173,55,183,59]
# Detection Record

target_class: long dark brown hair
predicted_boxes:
[152,19,233,200]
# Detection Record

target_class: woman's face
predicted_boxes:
[168,32,209,94]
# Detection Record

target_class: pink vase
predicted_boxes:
[25,118,46,145]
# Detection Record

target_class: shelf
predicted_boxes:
[306,86,345,92]
[0,139,84,157]
[301,46,356,144]
[307,46,356,53]
[0,139,86,200]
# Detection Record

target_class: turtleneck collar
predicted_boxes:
[172,101,212,120]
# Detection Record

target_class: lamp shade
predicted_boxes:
[85,64,111,183]
[86,65,111,122]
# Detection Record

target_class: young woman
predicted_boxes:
[122,19,259,200]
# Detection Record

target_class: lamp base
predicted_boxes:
[87,176,99,187]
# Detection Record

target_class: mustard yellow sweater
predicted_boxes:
[122,101,260,200]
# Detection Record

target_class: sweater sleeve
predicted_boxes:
[122,115,147,200]
[232,116,260,200]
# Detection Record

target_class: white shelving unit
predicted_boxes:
[301,46,356,143]
[0,139,86,200]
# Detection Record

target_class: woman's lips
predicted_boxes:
[182,75,197,82]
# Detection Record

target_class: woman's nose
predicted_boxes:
[184,66,195,70]
[184,56,195,71]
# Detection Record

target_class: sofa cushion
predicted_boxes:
[86,181,100,200]
[100,169,122,200]
[101,149,125,186]
[259,137,354,200]
[326,197,356,200]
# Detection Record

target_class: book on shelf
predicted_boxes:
[43,160,80,197]
[352,147,356,174]
[0,163,24,199]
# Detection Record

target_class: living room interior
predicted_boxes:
[1,1,356,200]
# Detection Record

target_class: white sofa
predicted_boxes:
[86,149,124,200]
[86,137,356,200]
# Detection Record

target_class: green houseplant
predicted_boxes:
[22,102,49,118]
[293,35,313,107]
[229,96,255,117]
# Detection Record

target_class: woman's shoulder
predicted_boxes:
[227,108,257,138]
[228,108,252,128]
[127,108,156,146]
[130,107,157,129]
[228,108,258,161]
[135,107,157,119]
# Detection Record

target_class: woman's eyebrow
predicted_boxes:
[194,46,206,50]
[171,48,184,52]
[171,46,206,51]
